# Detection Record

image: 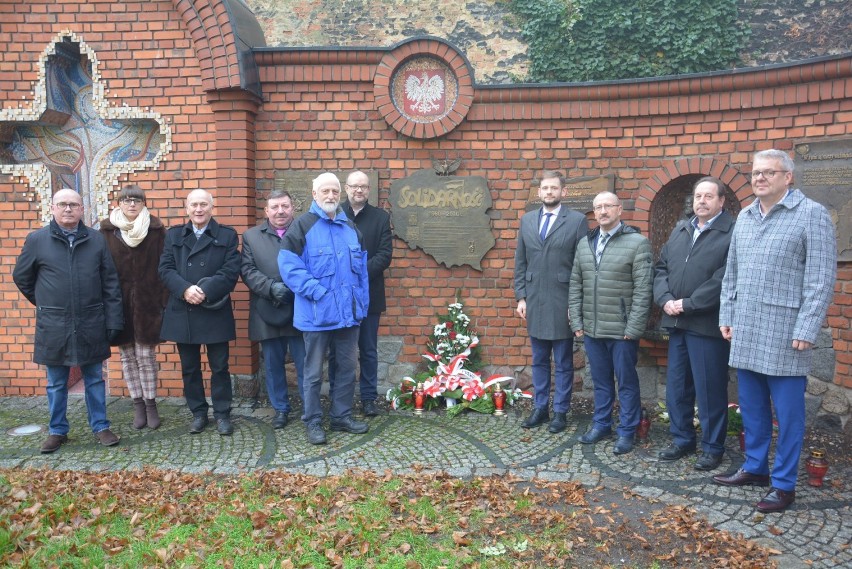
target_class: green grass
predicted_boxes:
[0,467,775,568]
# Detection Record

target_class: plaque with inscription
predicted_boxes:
[525,174,615,213]
[794,139,852,261]
[390,169,495,270]
[272,170,378,216]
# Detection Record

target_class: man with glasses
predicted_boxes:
[569,192,653,455]
[328,171,393,417]
[14,188,124,453]
[279,173,370,445]
[654,177,734,471]
[713,149,836,513]
[514,170,588,433]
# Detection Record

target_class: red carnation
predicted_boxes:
[445,321,454,330]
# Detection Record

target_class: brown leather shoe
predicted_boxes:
[40,434,68,454]
[712,468,770,487]
[95,429,120,447]
[756,487,795,513]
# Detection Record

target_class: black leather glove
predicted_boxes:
[271,282,288,302]
[107,329,121,344]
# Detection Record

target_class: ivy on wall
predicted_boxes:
[508,0,750,82]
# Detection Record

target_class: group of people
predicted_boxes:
[515,149,836,513]
[13,170,392,451]
[14,149,836,514]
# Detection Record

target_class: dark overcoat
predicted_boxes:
[13,219,124,366]
[514,206,588,340]
[240,220,300,342]
[343,202,393,314]
[158,218,240,344]
[99,215,168,346]
[653,211,734,338]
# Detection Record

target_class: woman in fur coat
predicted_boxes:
[100,185,168,429]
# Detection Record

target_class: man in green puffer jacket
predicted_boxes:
[569,191,653,455]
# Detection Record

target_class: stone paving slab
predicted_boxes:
[0,395,849,568]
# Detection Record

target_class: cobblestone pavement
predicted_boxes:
[0,395,849,568]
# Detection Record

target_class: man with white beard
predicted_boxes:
[278,173,370,445]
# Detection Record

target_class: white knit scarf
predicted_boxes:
[109,206,151,248]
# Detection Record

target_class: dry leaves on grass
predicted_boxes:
[0,467,775,568]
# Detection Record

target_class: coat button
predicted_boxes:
[187,262,192,266]
[200,262,205,266]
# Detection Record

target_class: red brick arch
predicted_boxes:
[632,157,751,227]
[173,0,243,93]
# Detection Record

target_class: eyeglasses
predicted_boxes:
[54,202,82,210]
[121,198,144,205]
[751,169,788,179]
[347,185,369,191]
[593,204,619,212]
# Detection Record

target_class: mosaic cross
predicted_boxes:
[0,31,171,227]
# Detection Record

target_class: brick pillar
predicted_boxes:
[207,89,262,380]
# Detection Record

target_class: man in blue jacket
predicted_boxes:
[279,172,370,445]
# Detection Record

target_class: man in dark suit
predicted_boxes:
[329,171,393,416]
[159,189,240,436]
[653,177,734,471]
[514,170,588,433]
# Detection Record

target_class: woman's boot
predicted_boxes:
[145,399,161,429]
[132,398,147,429]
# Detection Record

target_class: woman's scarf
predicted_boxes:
[109,206,151,248]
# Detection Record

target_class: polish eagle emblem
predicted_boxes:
[404,71,446,115]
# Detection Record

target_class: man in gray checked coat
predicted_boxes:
[713,149,836,514]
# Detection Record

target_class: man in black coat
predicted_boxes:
[653,177,734,471]
[13,188,124,453]
[329,171,393,416]
[159,189,240,436]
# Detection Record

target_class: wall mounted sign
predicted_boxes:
[390,169,494,269]
[794,138,852,261]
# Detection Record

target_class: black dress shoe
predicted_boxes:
[522,408,550,429]
[330,416,369,434]
[694,452,724,471]
[362,400,380,417]
[579,426,612,444]
[658,443,696,461]
[756,487,795,513]
[613,435,634,455]
[216,417,234,436]
[273,411,289,429]
[189,415,209,434]
[548,412,568,433]
[712,468,770,487]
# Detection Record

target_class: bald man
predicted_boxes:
[13,188,124,453]
[159,189,240,436]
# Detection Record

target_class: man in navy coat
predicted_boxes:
[654,177,734,471]
[159,189,240,436]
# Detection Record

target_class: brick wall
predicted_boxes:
[2,1,851,400]
[0,0,257,396]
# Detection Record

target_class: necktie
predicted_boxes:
[539,213,553,241]
[596,232,609,262]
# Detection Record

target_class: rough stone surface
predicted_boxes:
[808,376,830,395]
[822,390,850,415]
[245,0,852,84]
[1,394,848,569]
[813,413,843,434]
[809,328,836,383]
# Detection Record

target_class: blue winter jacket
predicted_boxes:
[278,201,369,331]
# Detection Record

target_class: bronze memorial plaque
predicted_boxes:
[525,174,614,213]
[390,169,495,270]
[794,139,852,261]
[272,170,378,216]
